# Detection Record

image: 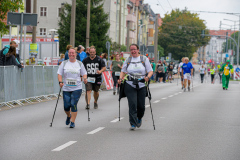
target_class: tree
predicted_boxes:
[158,8,210,61]
[0,0,24,35]
[58,0,110,54]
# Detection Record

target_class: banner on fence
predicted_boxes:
[102,71,113,90]
[234,66,240,80]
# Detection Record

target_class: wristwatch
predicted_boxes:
[59,82,63,84]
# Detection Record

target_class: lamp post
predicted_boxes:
[49,29,57,65]
[138,24,146,47]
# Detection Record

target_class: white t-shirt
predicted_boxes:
[121,56,153,88]
[57,60,87,91]
[199,67,206,74]
[179,62,184,72]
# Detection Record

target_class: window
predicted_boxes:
[40,28,46,35]
[58,8,61,17]
[40,7,47,16]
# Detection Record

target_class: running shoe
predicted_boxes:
[94,103,98,109]
[223,87,225,90]
[137,119,142,128]
[188,87,190,91]
[66,115,71,125]
[182,86,184,89]
[226,88,228,90]
[113,91,116,95]
[184,88,186,92]
[85,104,90,109]
[130,125,136,130]
[70,122,75,128]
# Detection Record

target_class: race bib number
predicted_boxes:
[66,79,77,87]
[225,67,229,69]
[87,77,96,83]
[115,72,120,76]
[185,73,190,76]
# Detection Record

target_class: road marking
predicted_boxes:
[174,93,178,95]
[87,127,105,135]
[168,95,174,97]
[111,117,124,123]
[162,98,167,99]
[160,117,165,119]
[153,100,160,103]
[179,92,182,93]
[52,141,77,151]
[145,105,150,108]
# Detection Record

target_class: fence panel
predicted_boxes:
[25,66,35,98]
[0,67,5,102]
[15,67,26,100]
[53,66,60,94]
[43,66,54,95]
[4,66,17,101]
[34,66,45,96]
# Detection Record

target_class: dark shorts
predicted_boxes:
[159,72,164,78]
[86,82,101,92]
[63,89,82,112]
[181,72,183,81]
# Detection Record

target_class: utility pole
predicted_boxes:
[226,32,228,53]
[126,21,130,52]
[32,0,37,43]
[70,0,76,46]
[154,14,159,65]
[118,0,122,54]
[86,0,90,48]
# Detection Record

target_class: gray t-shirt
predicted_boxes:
[121,56,153,88]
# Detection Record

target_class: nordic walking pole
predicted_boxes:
[85,84,90,122]
[50,87,62,127]
[147,83,155,130]
[192,76,194,92]
[119,101,120,121]
[177,73,179,86]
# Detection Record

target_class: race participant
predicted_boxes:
[220,60,233,90]
[118,44,153,130]
[82,46,106,109]
[181,57,193,92]
[199,65,206,83]
[210,66,216,84]
[168,62,174,83]
[110,54,123,95]
[57,47,88,128]
[217,64,222,84]
[178,57,185,89]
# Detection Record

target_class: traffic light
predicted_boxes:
[217,50,218,53]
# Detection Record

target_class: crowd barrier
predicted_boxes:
[0,66,113,108]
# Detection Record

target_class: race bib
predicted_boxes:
[225,67,229,69]
[115,72,120,76]
[87,77,96,83]
[185,73,190,76]
[66,78,77,87]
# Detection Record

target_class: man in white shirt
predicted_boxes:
[178,57,185,89]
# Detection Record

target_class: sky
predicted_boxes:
[144,0,240,31]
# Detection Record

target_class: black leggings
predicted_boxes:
[200,74,204,82]
[211,74,215,82]
[112,72,119,87]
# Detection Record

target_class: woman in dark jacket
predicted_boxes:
[5,46,22,68]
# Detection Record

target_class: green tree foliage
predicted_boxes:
[58,0,110,54]
[158,8,210,60]
[0,0,24,35]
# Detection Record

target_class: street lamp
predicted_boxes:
[49,29,57,65]
[138,24,146,47]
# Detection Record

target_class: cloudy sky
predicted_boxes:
[144,0,240,30]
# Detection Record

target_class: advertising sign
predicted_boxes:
[29,43,38,64]
[102,71,114,90]
[234,66,240,80]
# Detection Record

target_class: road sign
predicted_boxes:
[7,12,38,26]
[106,41,110,50]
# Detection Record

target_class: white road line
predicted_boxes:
[153,100,160,103]
[145,105,150,108]
[168,95,174,97]
[162,98,167,99]
[111,117,124,123]
[87,127,105,135]
[52,141,77,151]
[179,92,182,93]
[160,117,165,119]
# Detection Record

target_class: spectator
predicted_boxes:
[86,47,90,57]
[64,45,73,60]
[58,54,65,65]
[107,56,114,70]
[5,46,22,68]
[78,45,87,61]
[101,53,107,66]
[10,40,20,63]
[157,62,165,83]
[150,60,156,81]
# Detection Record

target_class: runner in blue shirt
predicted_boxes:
[181,57,193,92]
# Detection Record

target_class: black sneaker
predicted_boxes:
[130,125,136,130]
[66,115,71,125]
[137,119,142,128]
[113,91,116,95]
[85,104,90,109]
[94,103,98,109]
[188,87,190,91]
[223,87,225,90]
[70,122,75,128]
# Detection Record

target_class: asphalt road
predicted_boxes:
[1,70,240,160]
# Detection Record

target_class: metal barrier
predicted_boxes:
[0,66,60,108]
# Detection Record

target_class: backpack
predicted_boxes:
[0,45,10,66]
[126,55,147,69]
